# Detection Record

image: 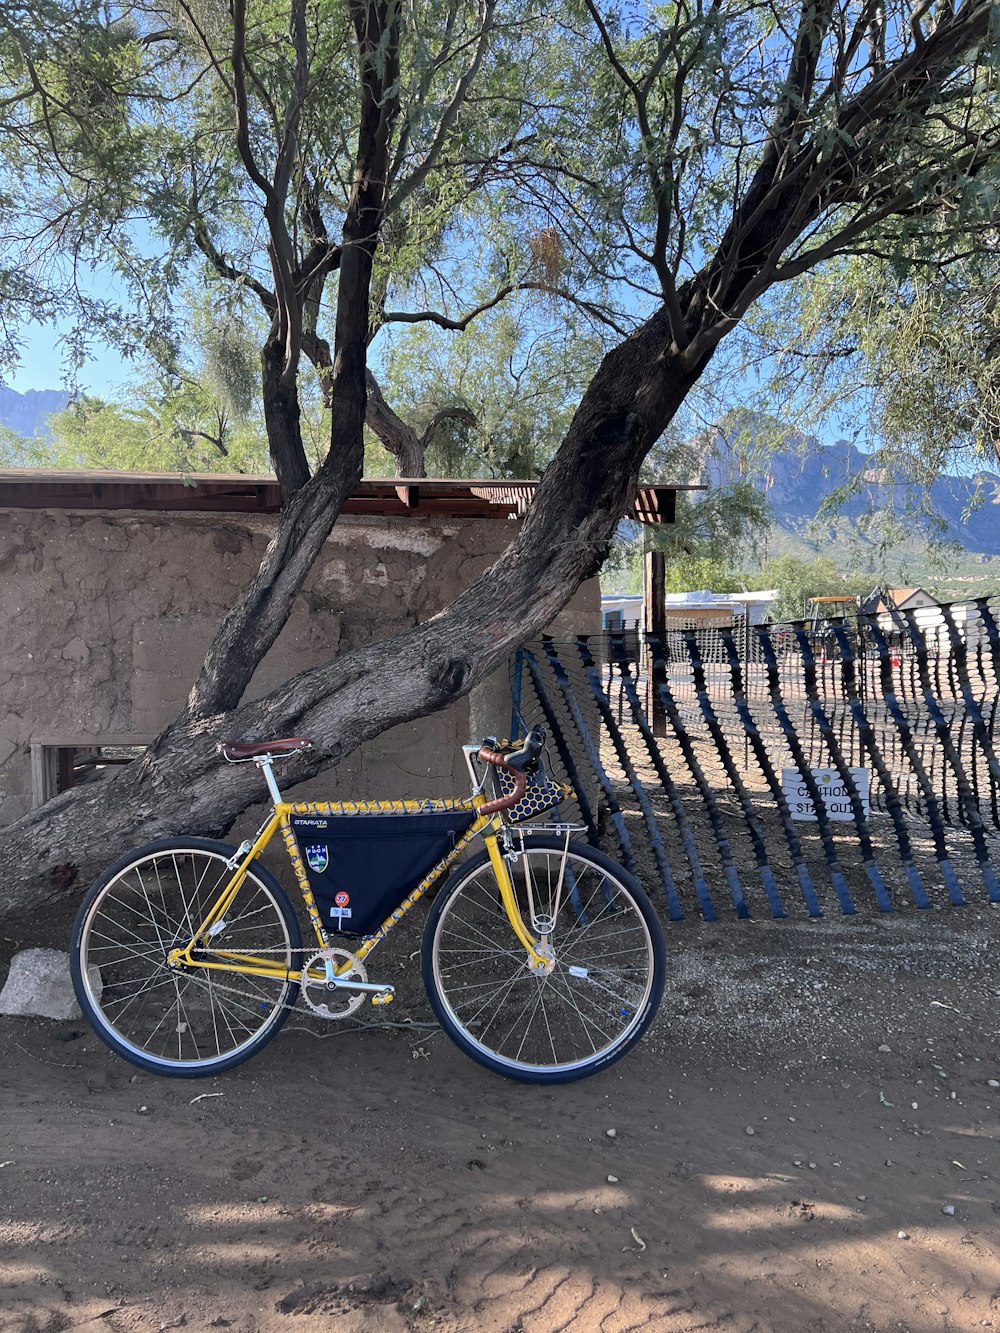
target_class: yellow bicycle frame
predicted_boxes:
[167,792,547,982]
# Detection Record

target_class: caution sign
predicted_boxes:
[781,767,871,822]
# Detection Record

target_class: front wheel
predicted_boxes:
[70,837,302,1077]
[422,837,666,1084]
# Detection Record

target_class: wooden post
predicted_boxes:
[644,550,666,737]
[739,601,751,770]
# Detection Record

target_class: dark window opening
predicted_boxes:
[32,744,147,806]
[56,745,147,794]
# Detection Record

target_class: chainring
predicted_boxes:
[300,948,368,1020]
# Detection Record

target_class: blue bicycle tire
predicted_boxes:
[422,836,666,1084]
[70,837,302,1077]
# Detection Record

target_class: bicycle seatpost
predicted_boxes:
[258,756,283,806]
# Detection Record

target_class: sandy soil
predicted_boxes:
[1,901,998,1333]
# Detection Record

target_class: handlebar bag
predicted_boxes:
[289,809,476,936]
[491,765,568,823]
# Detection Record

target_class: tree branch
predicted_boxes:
[364,368,427,476]
[421,405,478,450]
[191,211,277,315]
[388,0,498,213]
[383,281,629,335]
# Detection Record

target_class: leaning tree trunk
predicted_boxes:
[0,307,707,919]
[364,369,427,477]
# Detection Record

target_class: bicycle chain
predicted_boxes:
[163,944,373,1017]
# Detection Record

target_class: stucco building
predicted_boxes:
[0,471,678,827]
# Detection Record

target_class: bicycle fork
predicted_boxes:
[483,827,555,976]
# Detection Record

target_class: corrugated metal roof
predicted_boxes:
[0,470,697,522]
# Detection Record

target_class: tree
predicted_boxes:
[43,389,259,472]
[39,307,290,472]
[2,0,1000,917]
[661,557,751,596]
[605,422,772,591]
[733,237,1000,484]
[760,554,869,623]
[0,424,44,465]
[370,302,607,479]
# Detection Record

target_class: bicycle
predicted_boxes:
[70,727,666,1084]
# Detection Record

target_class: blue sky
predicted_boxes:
[7,321,134,396]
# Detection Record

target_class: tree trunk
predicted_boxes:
[188,0,399,720]
[363,370,479,477]
[0,310,706,920]
[364,369,427,476]
[262,340,311,498]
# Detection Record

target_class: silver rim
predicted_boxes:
[78,848,295,1070]
[431,848,657,1074]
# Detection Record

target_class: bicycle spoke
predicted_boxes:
[506,981,550,1062]
[544,969,614,1045]
[77,845,298,1073]
[436,917,528,965]
[101,972,178,1020]
[455,960,534,1035]
[98,886,186,937]
[430,843,662,1079]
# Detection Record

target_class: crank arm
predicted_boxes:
[310,974,396,996]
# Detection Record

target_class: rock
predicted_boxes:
[942,1205,956,1216]
[878,1044,892,1053]
[0,949,101,1021]
[607,1175,619,1184]
[897,1231,910,1240]
[605,1129,616,1139]
[745,1126,755,1136]
[988,1080,999,1089]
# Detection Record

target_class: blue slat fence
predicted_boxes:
[511,596,1000,918]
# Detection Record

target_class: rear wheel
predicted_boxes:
[422,837,666,1083]
[70,838,302,1077]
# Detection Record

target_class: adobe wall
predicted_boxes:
[0,507,598,828]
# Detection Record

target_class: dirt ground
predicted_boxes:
[1,897,998,1333]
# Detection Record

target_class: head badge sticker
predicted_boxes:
[305,844,329,874]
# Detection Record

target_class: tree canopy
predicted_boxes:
[740,244,1000,480]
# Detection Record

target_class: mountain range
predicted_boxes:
[703,432,1000,559]
[0,385,70,443]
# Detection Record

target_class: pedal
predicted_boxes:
[371,990,394,1007]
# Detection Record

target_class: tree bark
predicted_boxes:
[363,370,479,477]
[188,0,399,720]
[262,342,311,496]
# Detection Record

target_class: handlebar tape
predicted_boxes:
[477,746,528,816]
